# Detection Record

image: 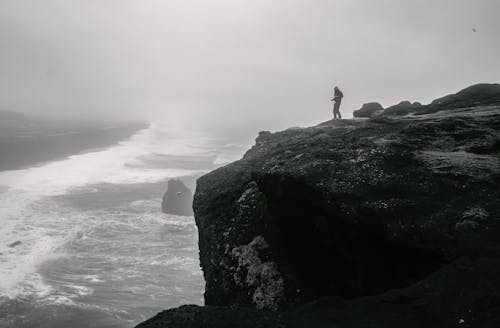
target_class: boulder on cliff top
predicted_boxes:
[352,102,384,118]
[382,100,423,116]
[161,179,194,216]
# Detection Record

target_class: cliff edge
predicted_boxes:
[138,84,500,327]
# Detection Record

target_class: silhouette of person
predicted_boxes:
[331,86,343,119]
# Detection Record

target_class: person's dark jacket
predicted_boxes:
[333,88,343,102]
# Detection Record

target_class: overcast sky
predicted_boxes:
[0,0,499,135]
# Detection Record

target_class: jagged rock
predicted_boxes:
[378,83,500,117]
[192,91,500,316]
[231,235,285,310]
[193,98,500,310]
[139,84,500,327]
[430,83,500,108]
[383,100,423,116]
[353,102,384,118]
[161,179,194,216]
[454,206,490,232]
[361,84,500,118]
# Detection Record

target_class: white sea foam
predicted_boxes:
[0,123,227,196]
[0,192,72,299]
[0,122,231,314]
[82,274,104,283]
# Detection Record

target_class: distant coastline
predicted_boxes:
[0,117,147,171]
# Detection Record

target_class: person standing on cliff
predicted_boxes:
[331,86,343,119]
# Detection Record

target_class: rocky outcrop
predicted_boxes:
[353,102,384,118]
[382,100,423,116]
[380,83,500,117]
[430,83,500,109]
[355,84,500,119]
[138,84,500,327]
[161,179,194,216]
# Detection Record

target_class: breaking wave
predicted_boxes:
[0,122,247,327]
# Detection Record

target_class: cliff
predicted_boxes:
[137,84,500,327]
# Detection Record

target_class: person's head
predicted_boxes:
[334,86,339,91]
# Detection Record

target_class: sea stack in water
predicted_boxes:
[161,179,194,216]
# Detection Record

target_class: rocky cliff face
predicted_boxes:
[138,84,500,327]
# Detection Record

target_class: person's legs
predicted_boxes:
[333,101,341,119]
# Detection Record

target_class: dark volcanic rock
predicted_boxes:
[194,103,500,309]
[136,305,284,328]
[359,84,500,119]
[138,84,500,327]
[138,257,500,328]
[161,179,194,216]
[383,100,423,116]
[287,256,500,328]
[430,83,500,109]
[377,83,500,117]
[353,102,384,118]
[192,99,500,318]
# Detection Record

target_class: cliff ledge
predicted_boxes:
[138,84,500,328]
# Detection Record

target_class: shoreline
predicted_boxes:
[0,122,148,172]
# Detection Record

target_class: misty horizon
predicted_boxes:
[1,0,499,136]
[1,2,500,328]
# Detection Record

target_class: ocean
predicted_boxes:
[0,123,249,327]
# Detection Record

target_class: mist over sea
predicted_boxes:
[0,123,249,328]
